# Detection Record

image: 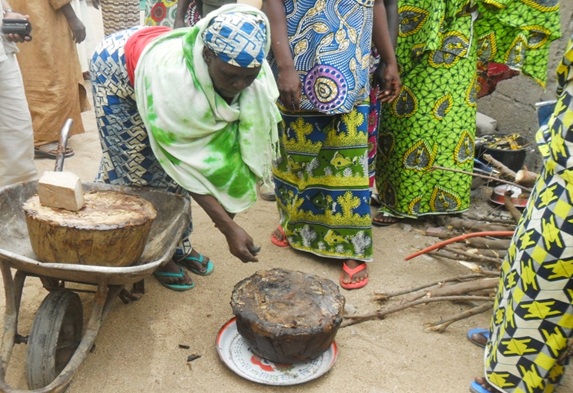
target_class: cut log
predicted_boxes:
[231,268,345,363]
[23,191,157,266]
[515,167,538,187]
[37,171,85,211]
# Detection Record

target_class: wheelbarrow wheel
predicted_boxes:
[25,289,83,389]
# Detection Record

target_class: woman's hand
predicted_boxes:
[224,225,260,263]
[374,61,401,103]
[190,192,260,263]
[277,66,302,111]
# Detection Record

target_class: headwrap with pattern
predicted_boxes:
[202,12,267,68]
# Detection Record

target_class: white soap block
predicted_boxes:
[37,171,85,211]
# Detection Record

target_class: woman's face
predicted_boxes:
[203,48,261,100]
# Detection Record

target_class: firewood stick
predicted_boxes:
[515,166,538,187]
[431,234,512,252]
[481,154,518,180]
[431,165,531,192]
[427,231,513,251]
[428,250,471,262]
[438,216,516,232]
[428,251,502,272]
[400,284,444,303]
[470,289,497,297]
[461,213,516,225]
[460,236,511,250]
[424,303,493,333]
[477,248,507,259]
[444,247,503,265]
[401,276,497,303]
[422,277,498,297]
[503,192,523,223]
[372,273,497,301]
[341,295,493,328]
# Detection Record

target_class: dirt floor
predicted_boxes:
[1,9,572,393]
[0,92,570,393]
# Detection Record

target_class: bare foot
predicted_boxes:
[469,331,488,347]
[270,226,289,247]
[340,260,368,286]
[473,377,496,392]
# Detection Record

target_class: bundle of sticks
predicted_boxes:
[342,273,499,331]
[341,156,538,330]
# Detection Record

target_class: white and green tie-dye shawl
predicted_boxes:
[134,4,281,213]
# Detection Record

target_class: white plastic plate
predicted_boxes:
[215,318,338,386]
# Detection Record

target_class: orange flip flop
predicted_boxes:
[270,226,289,247]
[339,261,369,290]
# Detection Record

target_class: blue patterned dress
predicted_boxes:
[271,0,375,262]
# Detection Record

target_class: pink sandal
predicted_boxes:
[270,226,289,247]
[339,261,369,290]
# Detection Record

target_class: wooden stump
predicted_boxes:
[231,268,345,363]
[23,191,157,267]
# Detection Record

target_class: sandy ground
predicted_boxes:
[1,7,572,393]
[2,91,569,393]
[2,110,498,393]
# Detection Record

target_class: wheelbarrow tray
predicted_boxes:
[0,181,190,286]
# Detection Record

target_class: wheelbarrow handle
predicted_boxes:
[54,118,74,172]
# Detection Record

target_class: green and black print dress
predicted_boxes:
[375,0,560,218]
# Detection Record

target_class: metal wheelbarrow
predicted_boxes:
[0,122,190,392]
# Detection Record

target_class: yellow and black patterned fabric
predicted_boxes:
[484,33,573,393]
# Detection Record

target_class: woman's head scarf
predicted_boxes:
[134,4,281,213]
[202,12,267,68]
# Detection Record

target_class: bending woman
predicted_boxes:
[90,4,281,290]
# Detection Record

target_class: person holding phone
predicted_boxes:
[0,2,36,188]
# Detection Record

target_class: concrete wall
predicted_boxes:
[477,3,573,171]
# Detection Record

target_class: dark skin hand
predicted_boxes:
[62,3,86,44]
[2,11,31,42]
[263,0,400,110]
[191,193,260,263]
[262,0,301,111]
[373,0,400,102]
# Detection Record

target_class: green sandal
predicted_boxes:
[153,267,195,291]
[174,250,214,276]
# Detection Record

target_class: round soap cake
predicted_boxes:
[230,268,345,363]
[23,191,157,266]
